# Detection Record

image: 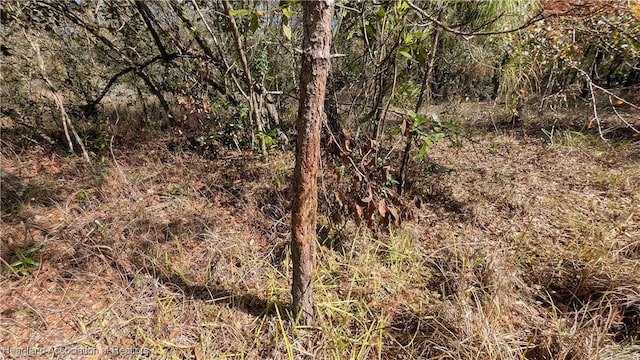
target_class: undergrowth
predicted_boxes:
[1,110,639,359]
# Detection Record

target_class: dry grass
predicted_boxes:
[1,106,639,359]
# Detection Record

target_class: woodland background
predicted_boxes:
[1,1,639,358]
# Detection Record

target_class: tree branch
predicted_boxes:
[38,1,173,117]
[89,53,178,108]
[168,0,217,62]
[406,0,548,39]
[25,30,93,169]
[134,1,170,60]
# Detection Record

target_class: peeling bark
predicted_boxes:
[291,0,334,326]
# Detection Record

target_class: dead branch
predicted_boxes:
[609,97,640,135]
[221,0,266,153]
[406,0,548,39]
[24,30,93,168]
[587,77,605,141]
[134,1,170,60]
[37,1,172,118]
[89,53,179,108]
[569,62,640,139]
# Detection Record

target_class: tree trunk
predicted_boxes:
[291,0,334,326]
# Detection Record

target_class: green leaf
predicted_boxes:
[250,14,260,32]
[282,7,293,18]
[229,9,250,17]
[403,32,413,44]
[22,246,40,255]
[76,190,87,200]
[399,50,412,59]
[415,46,428,64]
[396,0,409,13]
[416,139,430,161]
[282,22,292,40]
[444,123,461,131]
[10,260,23,267]
[23,257,37,266]
[416,133,445,161]
[365,23,376,42]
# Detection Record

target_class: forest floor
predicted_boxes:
[1,103,639,359]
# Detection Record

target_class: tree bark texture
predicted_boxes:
[291,0,334,326]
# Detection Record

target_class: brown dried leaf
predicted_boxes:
[334,191,344,208]
[365,202,376,221]
[202,95,212,113]
[379,214,389,227]
[344,139,352,152]
[194,346,203,360]
[168,329,181,340]
[378,198,387,218]
[362,187,373,203]
[388,206,399,221]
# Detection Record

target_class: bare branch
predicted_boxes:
[610,97,640,135]
[89,53,179,108]
[587,78,605,141]
[590,83,640,111]
[24,30,93,168]
[406,0,547,39]
[221,0,266,153]
[37,1,172,117]
[168,0,217,62]
[569,63,640,139]
[134,1,170,60]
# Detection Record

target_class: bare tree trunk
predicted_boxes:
[291,0,334,326]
